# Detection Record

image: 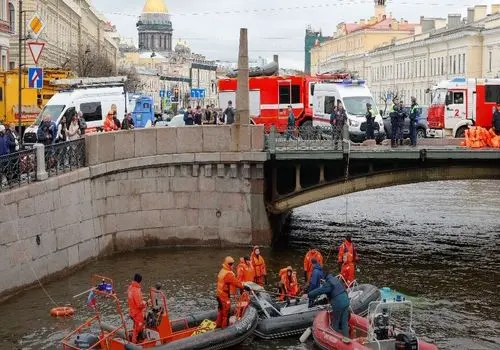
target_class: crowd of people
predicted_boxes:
[0,123,20,156]
[182,101,235,126]
[125,235,359,344]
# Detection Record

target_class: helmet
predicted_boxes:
[224,256,235,265]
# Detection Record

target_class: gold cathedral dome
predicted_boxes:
[142,0,168,13]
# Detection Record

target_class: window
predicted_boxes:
[489,51,492,72]
[441,57,444,75]
[485,85,500,102]
[80,102,102,122]
[449,56,452,74]
[462,53,466,73]
[458,54,461,73]
[279,85,290,104]
[8,2,14,33]
[324,96,335,114]
[447,91,464,104]
[291,85,301,104]
[0,87,3,101]
[9,61,14,70]
[453,55,456,74]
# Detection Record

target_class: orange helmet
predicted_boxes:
[224,256,235,265]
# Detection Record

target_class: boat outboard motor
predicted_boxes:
[395,332,419,350]
[74,333,99,349]
[373,308,390,340]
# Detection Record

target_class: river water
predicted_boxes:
[0,180,498,350]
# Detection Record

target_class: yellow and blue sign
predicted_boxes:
[28,67,43,89]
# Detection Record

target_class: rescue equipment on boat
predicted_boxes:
[50,306,75,317]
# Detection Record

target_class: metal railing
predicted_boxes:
[44,139,86,177]
[0,148,37,192]
[265,125,348,153]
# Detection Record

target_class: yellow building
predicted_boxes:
[8,0,119,71]
[310,0,416,75]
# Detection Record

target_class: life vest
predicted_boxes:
[251,252,266,278]
[236,258,255,283]
[216,264,237,298]
[279,267,298,299]
[304,249,324,280]
[338,240,357,264]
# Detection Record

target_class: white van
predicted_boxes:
[313,80,386,142]
[23,77,127,145]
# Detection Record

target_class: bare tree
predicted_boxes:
[379,88,401,115]
[67,45,116,78]
[118,67,143,93]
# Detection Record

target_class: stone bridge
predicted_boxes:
[1,125,500,299]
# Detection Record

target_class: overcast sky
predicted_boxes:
[92,0,500,70]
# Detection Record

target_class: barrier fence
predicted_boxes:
[265,125,347,153]
[0,139,86,192]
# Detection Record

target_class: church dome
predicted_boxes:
[143,0,168,14]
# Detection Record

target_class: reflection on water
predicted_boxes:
[0,180,498,350]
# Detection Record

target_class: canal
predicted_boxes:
[0,180,498,349]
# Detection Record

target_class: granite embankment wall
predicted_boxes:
[0,125,270,299]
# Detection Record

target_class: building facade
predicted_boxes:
[0,1,10,71]
[310,0,416,74]
[8,0,119,71]
[366,5,500,107]
[137,0,173,52]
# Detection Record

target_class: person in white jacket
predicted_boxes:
[67,116,81,141]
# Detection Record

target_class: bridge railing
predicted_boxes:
[265,125,345,153]
[0,139,86,192]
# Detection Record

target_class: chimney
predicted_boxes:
[448,14,461,28]
[491,4,500,14]
[467,7,474,23]
[420,16,425,25]
[273,54,279,73]
[359,19,365,25]
[473,5,487,22]
[421,18,435,32]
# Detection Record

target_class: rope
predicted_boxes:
[324,137,351,266]
[15,231,59,306]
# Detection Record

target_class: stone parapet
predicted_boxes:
[86,125,266,166]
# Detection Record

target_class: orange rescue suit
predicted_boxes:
[337,240,359,285]
[127,281,146,343]
[250,247,267,286]
[216,263,243,329]
[104,115,118,132]
[279,267,299,301]
[304,249,324,282]
[236,258,255,284]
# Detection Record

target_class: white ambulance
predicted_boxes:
[312,79,385,142]
[23,76,128,145]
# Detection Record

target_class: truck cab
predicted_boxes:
[312,79,385,142]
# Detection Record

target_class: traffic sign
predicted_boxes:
[166,90,172,98]
[28,14,46,39]
[27,41,45,64]
[159,89,165,98]
[190,88,206,99]
[28,67,43,89]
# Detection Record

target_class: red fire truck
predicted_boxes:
[427,77,500,138]
[218,73,349,132]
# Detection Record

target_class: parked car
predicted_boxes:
[383,106,428,139]
[155,114,186,127]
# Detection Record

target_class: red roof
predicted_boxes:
[344,17,415,34]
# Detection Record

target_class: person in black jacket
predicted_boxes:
[396,101,407,146]
[5,124,20,153]
[492,102,500,135]
[183,106,194,125]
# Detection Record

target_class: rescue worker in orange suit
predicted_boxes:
[236,256,255,285]
[278,266,300,304]
[103,111,118,132]
[337,234,359,285]
[127,273,147,343]
[216,257,249,329]
[304,248,324,283]
[250,246,267,286]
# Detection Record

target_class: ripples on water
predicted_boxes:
[0,180,498,350]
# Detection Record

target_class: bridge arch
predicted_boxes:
[269,165,500,213]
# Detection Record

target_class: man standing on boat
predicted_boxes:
[308,272,351,342]
[251,246,267,286]
[216,257,249,329]
[304,248,324,283]
[337,234,359,285]
[127,273,147,343]
[307,259,324,308]
[236,257,255,285]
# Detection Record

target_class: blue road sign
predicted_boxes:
[159,89,165,98]
[190,88,206,99]
[28,67,43,89]
[166,90,172,98]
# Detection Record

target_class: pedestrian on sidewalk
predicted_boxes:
[409,96,420,147]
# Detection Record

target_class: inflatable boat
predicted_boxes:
[61,275,258,350]
[312,299,438,350]
[250,282,380,340]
